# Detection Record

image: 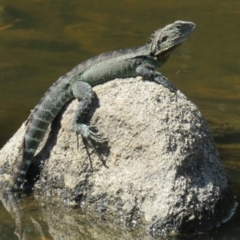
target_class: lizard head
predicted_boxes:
[150,20,196,64]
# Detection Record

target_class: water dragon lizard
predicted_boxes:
[7,20,195,191]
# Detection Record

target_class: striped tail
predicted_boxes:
[11,80,74,190]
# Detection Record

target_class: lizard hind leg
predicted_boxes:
[72,81,106,150]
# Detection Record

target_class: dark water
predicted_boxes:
[0,0,239,239]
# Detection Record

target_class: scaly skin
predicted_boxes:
[7,20,195,190]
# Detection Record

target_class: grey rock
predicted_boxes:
[0,77,237,235]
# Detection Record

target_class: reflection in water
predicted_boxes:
[0,190,239,240]
[0,190,49,239]
[0,191,151,240]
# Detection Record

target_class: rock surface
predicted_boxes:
[0,77,237,235]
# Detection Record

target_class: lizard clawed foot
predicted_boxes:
[74,123,106,145]
[87,125,107,142]
[154,74,178,92]
[74,123,108,167]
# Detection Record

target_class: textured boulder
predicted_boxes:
[0,77,237,235]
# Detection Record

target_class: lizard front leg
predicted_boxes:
[136,64,177,92]
[71,81,104,148]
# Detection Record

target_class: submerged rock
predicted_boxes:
[0,77,237,235]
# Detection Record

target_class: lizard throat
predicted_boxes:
[156,44,181,63]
